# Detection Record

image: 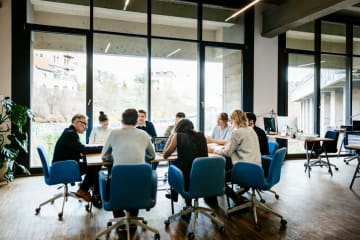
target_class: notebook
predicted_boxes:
[153,137,168,153]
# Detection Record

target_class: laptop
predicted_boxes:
[153,137,169,153]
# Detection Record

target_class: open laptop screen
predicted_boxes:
[153,137,168,153]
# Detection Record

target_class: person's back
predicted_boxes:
[246,112,269,156]
[103,126,154,165]
[229,127,261,164]
[175,131,208,184]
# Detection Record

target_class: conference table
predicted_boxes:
[85,152,177,166]
[345,144,360,189]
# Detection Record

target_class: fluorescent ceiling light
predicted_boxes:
[167,48,181,57]
[105,42,111,53]
[124,0,130,11]
[297,61,325,68]
[225,0,262,22]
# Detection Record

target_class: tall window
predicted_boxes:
[30,32,86,167]
[93,34,147,129]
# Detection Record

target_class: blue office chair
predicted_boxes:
[257,141,280,203]
[96,164,160,240]
[164,157,226,240]
[35,146,82,220]
[227,148,287,231]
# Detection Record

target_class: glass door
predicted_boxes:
[204,46,242,135]
[30,31,87,167]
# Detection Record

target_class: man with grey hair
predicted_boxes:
[53,113,103,207]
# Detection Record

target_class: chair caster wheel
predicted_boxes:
[154,233,160,240]
[335,167,339,171]
[219,226,225,233]
[280,219,287,226]
[164,219,170,226]
[143,220,147,225]
[35,208,40,215]
[187,232,195,240]
[260,199,266,203]
[85,204,90,212]
[107,222,112,227]
[51,200,54,204]
[345,162,349,165]
[58,213,63,220]
[275,194,280,199]
[255,224,261,231]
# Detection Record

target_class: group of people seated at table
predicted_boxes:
[51,107,270,225]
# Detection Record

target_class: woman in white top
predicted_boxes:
[89,111,112,144]
[206,112,232,145]
[208,109,261,204]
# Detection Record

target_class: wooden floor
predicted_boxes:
[0,157,359,240]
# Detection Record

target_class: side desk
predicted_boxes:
[345,144,360,189]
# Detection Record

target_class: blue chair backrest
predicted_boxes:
[109,164,157,210]
[188,157,226,199]
[268,141,279,156]
[37,146,50,180]
[267,147,287,186]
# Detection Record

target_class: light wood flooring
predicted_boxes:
[0,157,359,240]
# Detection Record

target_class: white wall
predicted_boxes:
[253,5,278,128]
[0,0,11,97]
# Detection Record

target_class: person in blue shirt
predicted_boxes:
[206,112,232,145]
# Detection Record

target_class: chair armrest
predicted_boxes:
[151,170,158,202]
[168,165,185,194]
[231,162,265,188]
[99,171,110,202]
[49,160,82,184]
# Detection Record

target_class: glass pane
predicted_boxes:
[30,32,87,167]
[353,25,360,55]
[352,57,360,121]
[27,0,90,29]
[204,47,242,135]
[287,54,315,154]
[151,39,198,135]
[93,34,147,130]
[286,22,314,51]
[321,21,346,54]
[320,54,346,133]
[152,0,197,40]
[94,0,147,35]
[203,5,244,44]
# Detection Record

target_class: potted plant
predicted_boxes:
[0,96,33,182]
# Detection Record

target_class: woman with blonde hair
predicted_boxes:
[208,109,261,204]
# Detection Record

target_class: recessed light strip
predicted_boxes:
[167,48,181,57]
[225,0,262,22]
[105,42,111,54]
[124,0,130,11]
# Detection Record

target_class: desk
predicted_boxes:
[85,153,177,166]
[304,137,334,178]
[345,145,360,189]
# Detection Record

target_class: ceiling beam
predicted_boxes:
[262,0,360,37]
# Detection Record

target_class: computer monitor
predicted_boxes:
[353,120,360,131]
[263,117,276,133]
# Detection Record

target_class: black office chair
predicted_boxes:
[343,131,360,164]
[304,130,339,176]
[337,125,353,160]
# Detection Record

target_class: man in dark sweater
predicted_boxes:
[53,113,103,207]
[246,112,269,155]
[136,109,157,138]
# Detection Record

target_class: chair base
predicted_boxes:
[35,184,81,220]
[255,189,280,203]
[227,189,286,230]
[304,155,339,177]
[96,216,160,240]
[350,155,360,189]
[164,198,225,237]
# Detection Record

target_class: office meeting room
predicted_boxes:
[1,0,360,239]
